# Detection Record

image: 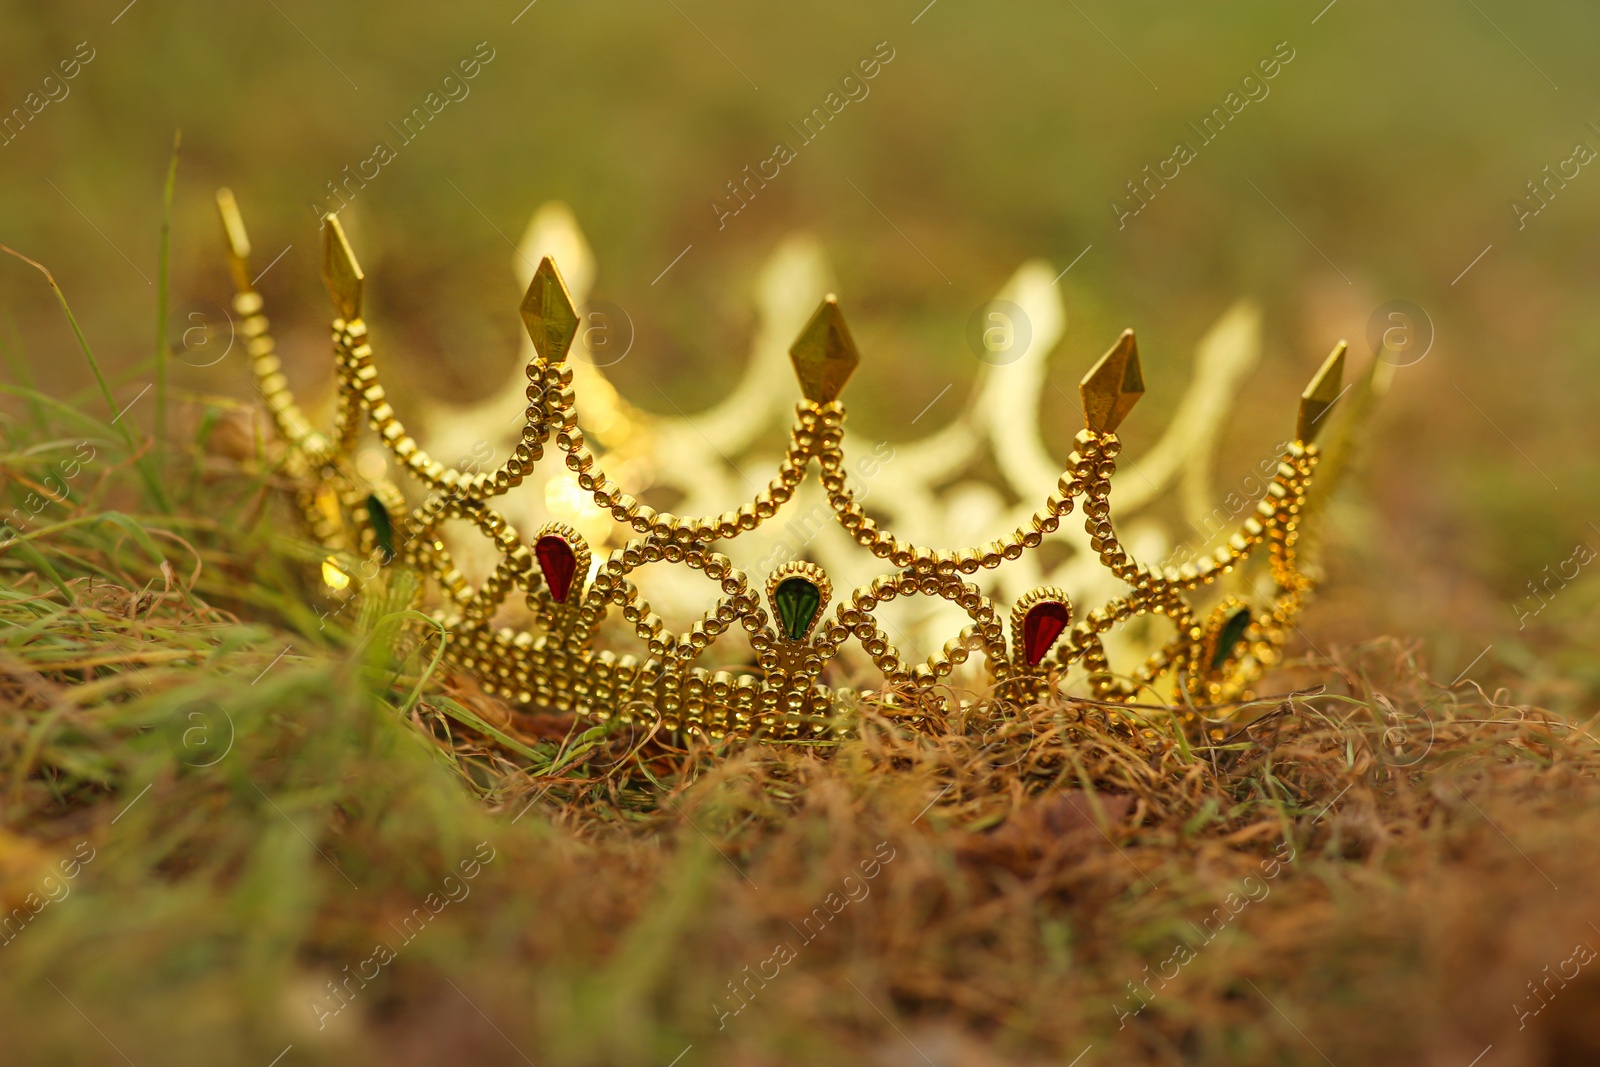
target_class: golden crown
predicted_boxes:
[214,189,1349,743]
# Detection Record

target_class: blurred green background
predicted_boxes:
[1,0,1597,700]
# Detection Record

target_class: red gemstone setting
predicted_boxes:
[535,534,578,603]
[1020,600,1070,667]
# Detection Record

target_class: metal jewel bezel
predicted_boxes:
[765,560,833,645]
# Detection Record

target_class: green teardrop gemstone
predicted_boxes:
[365,493,395,564]
[773,576,821,641]
[1210,608,1252,672]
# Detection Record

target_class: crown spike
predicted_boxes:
[1080,328,1145,434]
[1296,341,1347,444]
[215,188,253,292]
[519,257,580,363]
[320,214,364,322]
[788,294,860,404]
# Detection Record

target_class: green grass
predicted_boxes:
[2,235,1599,1067]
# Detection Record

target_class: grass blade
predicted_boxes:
[0,244,171,512]
[154,131,181,499]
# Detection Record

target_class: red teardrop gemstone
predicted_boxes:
[1021,600,1070,667]
[535,534,578,603]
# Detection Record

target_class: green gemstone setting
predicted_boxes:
[1210,608,1253,672]
[773,576,822,641]
[365,493,395,563]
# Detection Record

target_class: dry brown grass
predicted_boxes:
[0,373,1594,1066]
[6,533,1597,1067]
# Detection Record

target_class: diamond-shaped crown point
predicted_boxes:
[519,256,580,362]
[789,295,860,403]
[319,214,364,322]
[1080,328,1145,434]
[1296,341,1348,444]
[215,188,252,291]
